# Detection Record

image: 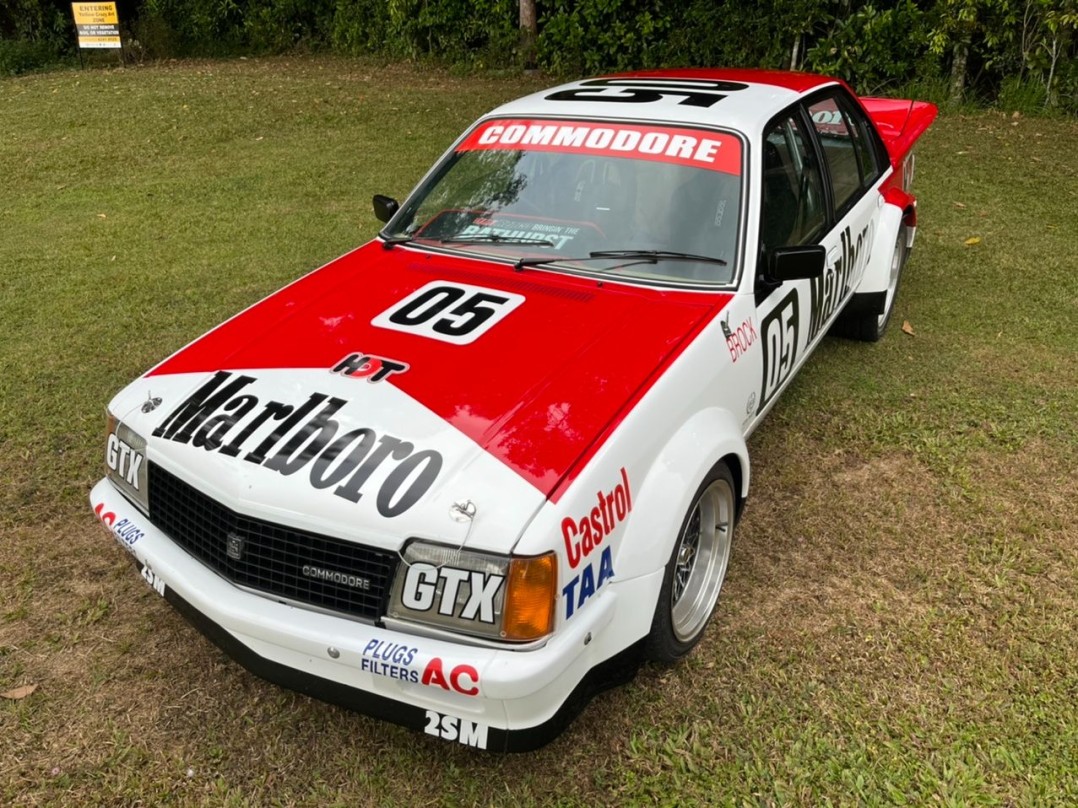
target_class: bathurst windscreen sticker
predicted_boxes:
[416,210,600,251]
[458,119,741,176]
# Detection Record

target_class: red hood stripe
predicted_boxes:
[150,244,730,499]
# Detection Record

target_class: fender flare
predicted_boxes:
[614,406,749,583]
[849,197,908,304]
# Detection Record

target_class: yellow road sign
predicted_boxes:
[72,3,121,49]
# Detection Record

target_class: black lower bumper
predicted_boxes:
[155,563,642,752]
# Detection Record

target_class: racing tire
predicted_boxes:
[645,461,736,664]
[832,224,909,342]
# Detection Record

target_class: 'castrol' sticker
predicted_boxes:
[458,119,741,176]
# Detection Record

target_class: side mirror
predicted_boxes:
[767,245,825,282]
[373,195,400,224]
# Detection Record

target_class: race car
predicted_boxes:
[91,69,936,752]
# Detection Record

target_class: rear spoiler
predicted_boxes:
[859,97,939,165]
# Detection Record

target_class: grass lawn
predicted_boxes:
[1,57,1076,805]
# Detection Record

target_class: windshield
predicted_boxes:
[384,118,744,286]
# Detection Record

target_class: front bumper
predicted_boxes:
[90,478,643,751]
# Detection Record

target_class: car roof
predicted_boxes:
[486,68,841,136]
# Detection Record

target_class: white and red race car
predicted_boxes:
[91,69,936,751]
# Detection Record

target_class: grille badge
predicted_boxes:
[225,532,244,560]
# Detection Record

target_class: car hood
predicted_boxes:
[113,242,728,552]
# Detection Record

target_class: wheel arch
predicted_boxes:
[852,199,906,299]
[722,450,747,522]
[885,185,918,240]
[613,406,749,584]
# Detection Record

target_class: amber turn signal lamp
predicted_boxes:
[501,553,557,641]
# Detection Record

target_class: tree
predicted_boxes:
[930,0,1019,103]
[520,0,537,68]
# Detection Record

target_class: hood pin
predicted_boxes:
[450,500,477,523]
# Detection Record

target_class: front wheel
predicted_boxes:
[645,462,736,663]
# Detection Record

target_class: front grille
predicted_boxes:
[148,463,398,621]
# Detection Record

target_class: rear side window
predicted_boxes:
[807,93,883,216]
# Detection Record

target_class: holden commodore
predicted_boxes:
[91,69,936,751]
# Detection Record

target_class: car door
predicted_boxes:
[749,88,887,424]
[801,88,888,344]
[750,108,828,422]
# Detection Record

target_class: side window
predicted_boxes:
[844,98,884,189]
[807,92,883,214]
[760,115,826,253]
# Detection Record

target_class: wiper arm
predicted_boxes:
[588,249,727,265]
[514,249,727,272]
[437,234,556,246]
[381,233,557,250]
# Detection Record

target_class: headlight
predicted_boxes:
[388,541,556,642]
[105,410,149,513]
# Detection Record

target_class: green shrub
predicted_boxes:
[134,0,247,56]
[997,75,1049,112]
[0,38,65,75]
[244,0,335,53]
[806,1,933,94]
[387,0,518,65]
[331,0,391,55]
[661,0,790,70]
[130,10,181,58]
[537,0,674,75]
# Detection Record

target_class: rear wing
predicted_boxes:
[860,97,938,165]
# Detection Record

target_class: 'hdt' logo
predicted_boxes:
[332,352,408,383]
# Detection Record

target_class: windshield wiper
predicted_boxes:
[589,250,727,265]
[437,234,556,246]
[514,249,727,272]
[381,232,556,251]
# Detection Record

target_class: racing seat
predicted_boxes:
[566,157,635,242]
[668,170,740,279]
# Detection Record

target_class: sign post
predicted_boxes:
[71,3,123,65]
